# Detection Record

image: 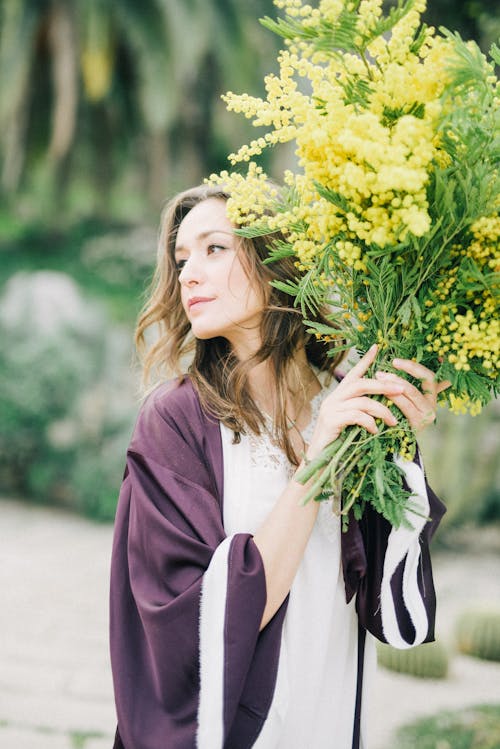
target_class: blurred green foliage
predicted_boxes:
[0,214,150,322]
[0,267,137,520]
[419,402,500,531]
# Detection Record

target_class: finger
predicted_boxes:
[338,376,405,398]
[392,357,449,396]
[342,344,378,382]
[335,409,380,435]
[328,380,406,413]
[376,371,426,395]
[436,380,452,394]
[392,358,436,382]
[335,396,399,426]
[376,372,434,414]
[378,368,444,403]
[332,372,408,398]
[389,370,450,400]
[389,393,436,431]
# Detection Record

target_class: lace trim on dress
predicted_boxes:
[248,424,291,476]
[248,385,340,542]
[248,388,326,477]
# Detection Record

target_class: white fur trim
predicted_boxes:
[380,454,430,649]
[197,535,234,749]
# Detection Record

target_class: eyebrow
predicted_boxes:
[174,229,234,254]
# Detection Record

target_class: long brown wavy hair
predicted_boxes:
[135,183,344,465]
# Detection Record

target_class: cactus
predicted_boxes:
[377,640,449,679]
[456,609,500,662]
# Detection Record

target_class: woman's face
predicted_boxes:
[174,198,265,358]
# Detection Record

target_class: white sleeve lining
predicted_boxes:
[380,454,430,649]
[197,535,234,749]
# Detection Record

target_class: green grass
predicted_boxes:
[70,730,107,748]
[391,704,500,749]
[0,721,108,748]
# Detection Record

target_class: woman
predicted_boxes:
[110,184,447,749]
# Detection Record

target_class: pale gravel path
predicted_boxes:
[0,498,499,749]
[0,499,115,749]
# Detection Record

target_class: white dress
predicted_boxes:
[220,380,376,749]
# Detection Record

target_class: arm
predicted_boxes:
[253,344,407,628]
[254,346,449,631]
[110,383,284,749]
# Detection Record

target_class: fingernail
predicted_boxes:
[393,358,402,366]
[369,343,378,352]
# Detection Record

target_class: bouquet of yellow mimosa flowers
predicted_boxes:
[210,0,499,529]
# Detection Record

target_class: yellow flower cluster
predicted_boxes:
[212,0,499,527]
[215,0,461,267]
[447,394,483,417]
[214,0,498,430]
[207,163,279,225]
[466,214,500,269]
[427,307,499,375]
[424,208,498,396]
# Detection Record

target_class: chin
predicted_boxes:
[190,324,225,341]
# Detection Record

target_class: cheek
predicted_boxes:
[226,259,263,307]
[231,279,263,314]
[177,284,188,312]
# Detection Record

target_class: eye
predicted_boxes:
[174,258,187,273]
[207,243,227,255]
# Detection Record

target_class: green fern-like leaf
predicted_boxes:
[295,269,325,315]
[261,7,360,55]
[305,320,340,336]
[314,182,360,216]
[490,42,500,67]
[310,13,360,54]
[235,222,272,239]
[409,23,429,55]
[368,0,417,45]
[263,239,297,264]
[440,30,494,100]
[270,279,301,297]
[259,15,313,42]
[337,75,373,108]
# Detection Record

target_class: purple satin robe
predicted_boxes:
[109,376,445,749]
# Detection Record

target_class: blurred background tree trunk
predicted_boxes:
[0,0,281,221]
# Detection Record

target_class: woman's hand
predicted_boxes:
[375,358,451,433]
[306,344,407,460]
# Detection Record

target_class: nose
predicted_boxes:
[178,255,202,287]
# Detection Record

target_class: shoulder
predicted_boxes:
[129,376,222,470]
[146,376,203,424]
[135,374,203,421]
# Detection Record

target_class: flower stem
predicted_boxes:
[297,426,362,504]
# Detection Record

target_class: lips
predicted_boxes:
[187,296,215,309]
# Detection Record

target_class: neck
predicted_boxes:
[247,349,320,424]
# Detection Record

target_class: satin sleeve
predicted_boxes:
[110,384,286,749]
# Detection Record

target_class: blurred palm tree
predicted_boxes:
[0,0,278,219]
[2,0,497,221]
